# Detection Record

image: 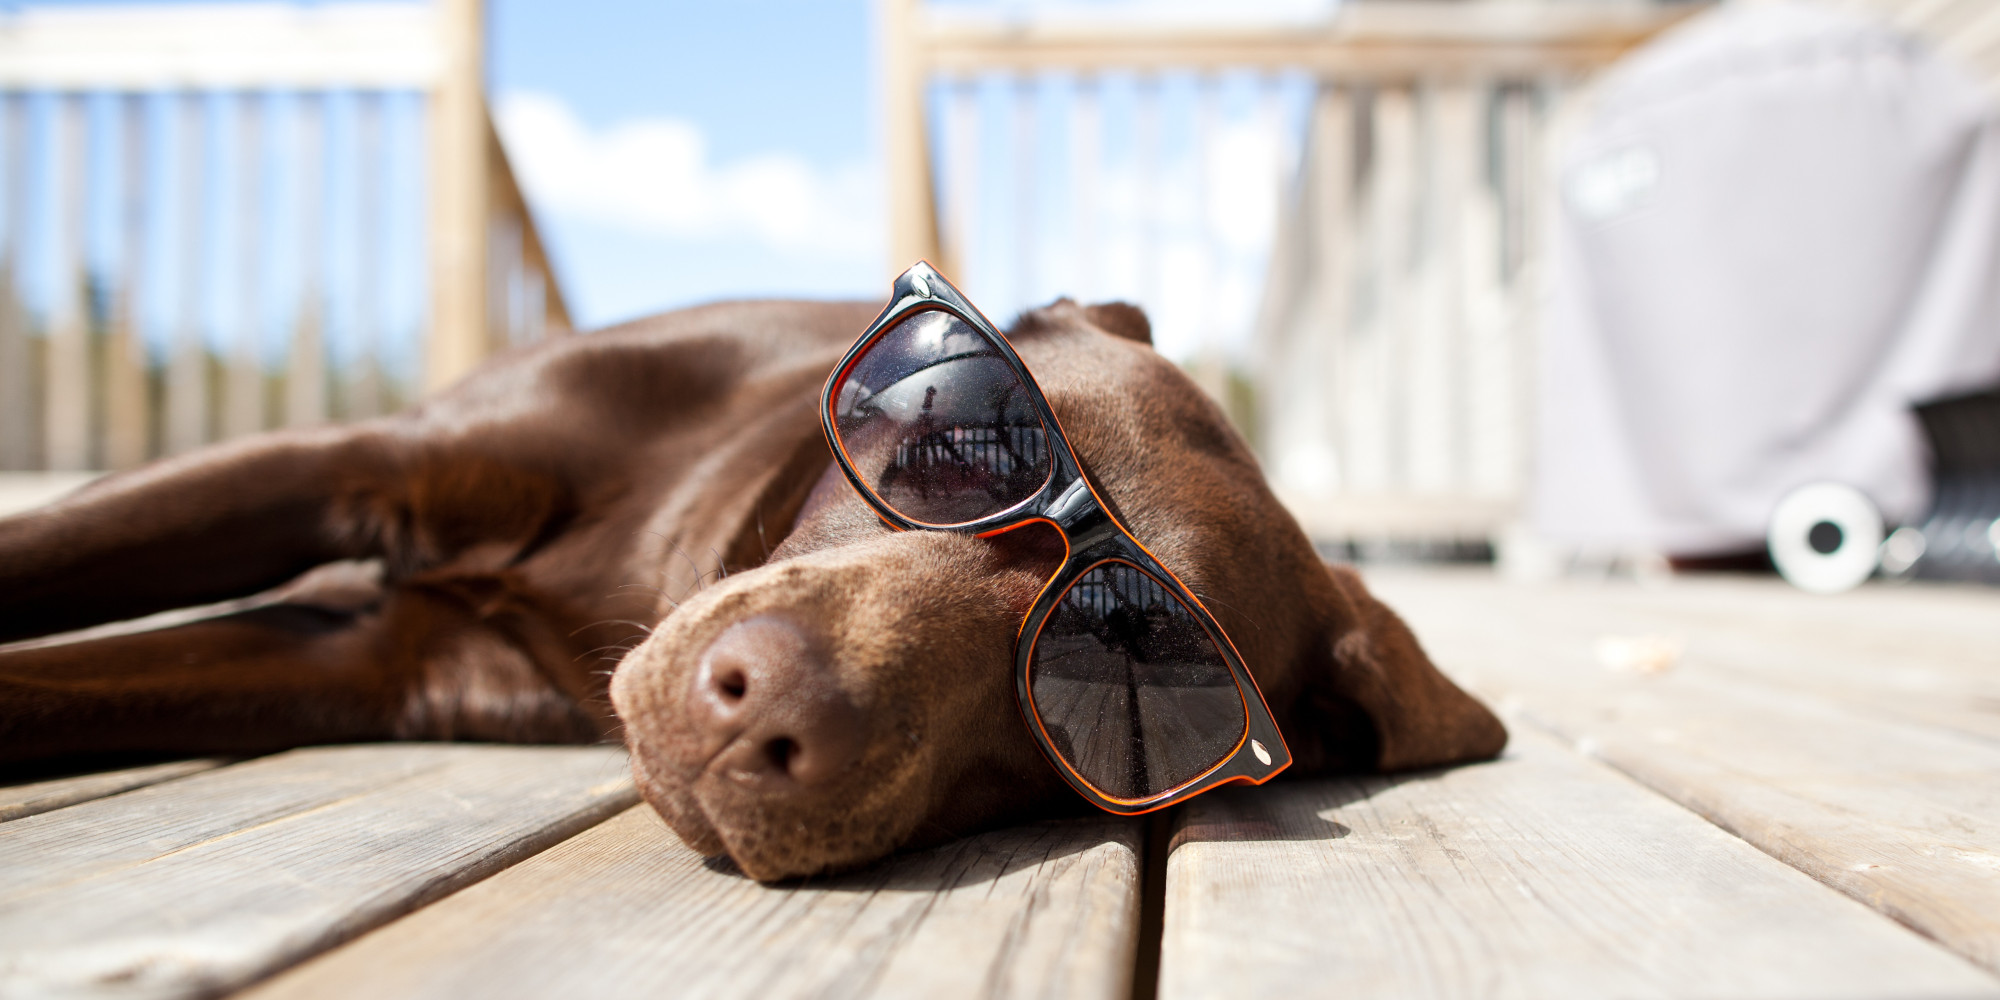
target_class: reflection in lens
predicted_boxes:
[832,311,1052,526]
[1029,561,1245,800]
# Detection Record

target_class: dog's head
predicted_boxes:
[610,300,1505,880]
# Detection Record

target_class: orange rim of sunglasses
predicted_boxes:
[819,262,1291,815]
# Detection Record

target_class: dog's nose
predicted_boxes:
[689,615,867,790]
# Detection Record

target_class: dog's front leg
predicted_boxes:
[0,426,403,644]
[0,597,402,762]
[0,571,600,763]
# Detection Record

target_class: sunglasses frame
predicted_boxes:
[819,261,1291,815]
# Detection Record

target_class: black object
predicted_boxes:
[1906,387,2000,583]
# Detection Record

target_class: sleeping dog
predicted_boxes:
[0,277,1506,880]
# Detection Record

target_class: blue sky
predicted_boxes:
[488,0,883,326]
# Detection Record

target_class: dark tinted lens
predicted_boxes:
[832,310,1052,525]
[1028,561,1246,801]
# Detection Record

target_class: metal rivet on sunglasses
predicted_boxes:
[1252,740,1272,766]
[911,273,932,297]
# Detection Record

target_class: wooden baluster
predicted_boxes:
[1067,77,1099,300]
[45,93,91,472]
[1248,75,1300,482]
[104,94,151,469]
[1350,84,1413,496]
[0,92,34,471]
[1470,81,1533,498]
[223,90,265,439]
[486,211,522,350]
[1135,75,1161,322]
[942,79,979,291]
[165,92,207,455]
[287,94,326,428]
[1405,81,1477,496]
[1012,76,1037,312]
[1189,77,1228,404]
[522,265,544,345]
[350,92,384,419]
[1312,83,1355,498]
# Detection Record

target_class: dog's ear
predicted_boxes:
[1286,562,1508,773]
[1082,302,1152,346]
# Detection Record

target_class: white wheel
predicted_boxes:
[1768,483,1884,594]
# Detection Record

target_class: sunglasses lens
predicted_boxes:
[831,310,1052,526]
[1028,561,1246,801]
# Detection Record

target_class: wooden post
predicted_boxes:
[105,94,151,469]
[223,91,264,439]
[425,0,488,392]
[45,93,91,472]
[165,92,207,455]
[0,93,34,471]
[287,93,326,428]
[883,0,943,277]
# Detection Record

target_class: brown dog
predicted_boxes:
[0,297,1505,879]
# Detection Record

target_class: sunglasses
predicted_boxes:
[820,262,1291,815]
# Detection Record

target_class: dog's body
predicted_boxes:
[0,298,1504,879]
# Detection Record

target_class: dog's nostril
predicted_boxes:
[764,737,798,774]
[715,667,747,702]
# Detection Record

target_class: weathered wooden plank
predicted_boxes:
[1372,570,2000,742]
[245,805,1142,1000]
[0,744,634,1000]
[1162,726,2000,999]
[0,757,226,822]
[1367,569,2000,977]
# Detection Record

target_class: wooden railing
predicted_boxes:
[882,0,1695,547]
[0,0,567,474]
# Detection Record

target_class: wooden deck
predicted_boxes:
[4,568,1999,999]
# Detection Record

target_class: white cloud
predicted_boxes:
[495,91,882,260]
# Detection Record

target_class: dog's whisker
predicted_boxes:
[1193,590,1262,632]
[567,618,655,641]
[599,584,681,614]
[645,529,708,599]
[666,540,708,596]
[576,642,644,661]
